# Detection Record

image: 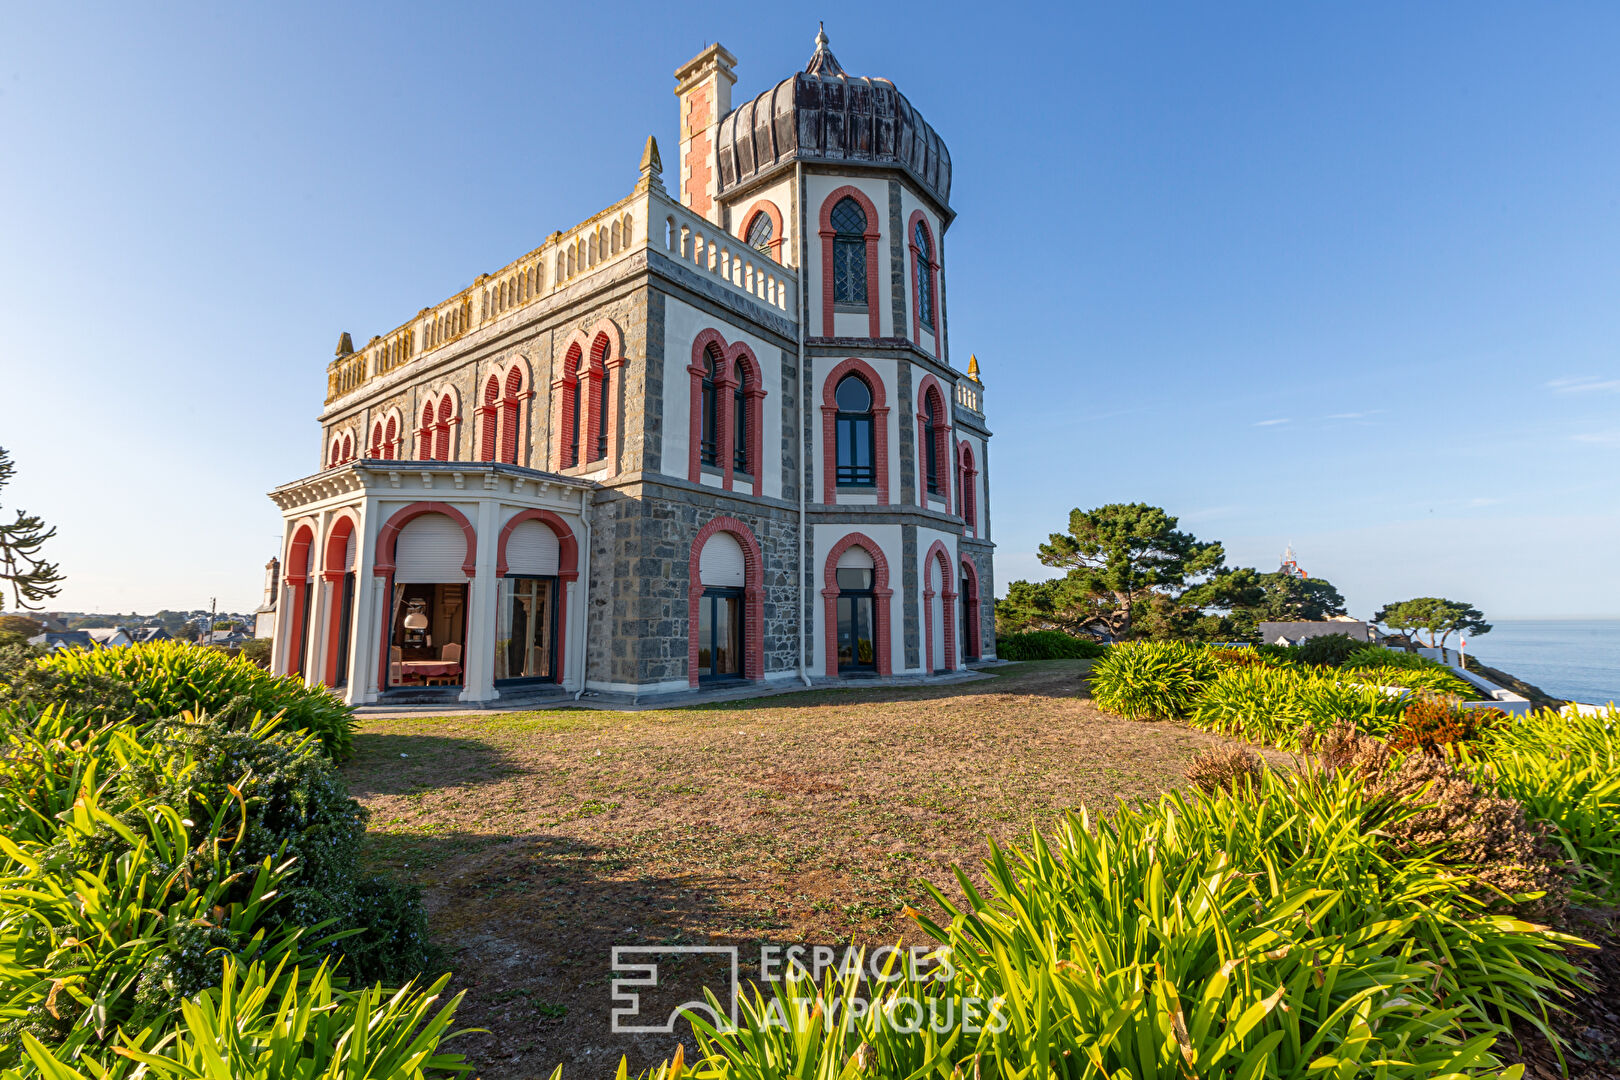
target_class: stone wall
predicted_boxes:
[960,537,996,659]
[585,480,802,687]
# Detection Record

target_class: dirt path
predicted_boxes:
[345,660,1280,1078]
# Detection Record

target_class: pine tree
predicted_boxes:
[0,447,63,610]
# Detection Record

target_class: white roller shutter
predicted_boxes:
[699,531,746,587]
[395,513,467,583]
[344,528,357,572]
[837,544,875,570]
[506,519,560,576]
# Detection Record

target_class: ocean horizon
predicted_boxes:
[1469,618,1619,706]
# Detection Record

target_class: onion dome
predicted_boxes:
[715,25,952,209]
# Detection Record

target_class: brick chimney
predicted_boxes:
[673,43,736,225]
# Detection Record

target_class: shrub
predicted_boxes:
[1087,640,1219,719]
[13,955,473,1080]
[1294,632,1368,666]
[996,630,1107,661]
[1188,664,1407,748]
[25,641,355,761]
[1342,646,1477,698]
[240,636,273,667]
[1387,697,1505,755]
[1207,645,1272,668]
[676,771,1588,1077]
[1184,744,1263,794]
[1469,707,1620,904]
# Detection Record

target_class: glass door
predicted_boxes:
[334,571,355,686]
[697,588,743,680]
[495,576,557,683]
[835,567,875,671]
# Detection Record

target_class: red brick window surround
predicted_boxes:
[687,516,766,686]
[320,510,361,688]
[553,343,583,470]
[501,364,529,465]
[913,375,951,514]
[818,186,882,339]
[553,323,625,475]
[416,402,434,460]
[496,509,580,684]
[907,210,939,350]
[382,414,397,460]
[739,199,785,263]
[820,358,890,505]
[957,439,978,535]
[923,539,957,674]
[687,329,766,496]
[480,376,501,461]
[821,532,893,677]
[284,521,316,678]
[959,555,982,661]
[432,392,458,461]
[371,502,476,693]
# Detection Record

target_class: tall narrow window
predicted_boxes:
[925,409,939,495]
[418,402,434,460]
[595,366,610,461]
[383,416,397,460]
[482,376,500,461]
[732,358,750,473]
[435,394,453,460]
[370,422,384,459]
[503,366,524,464]
[835,374,875,486]
[746,212,774,255]
[341,433,353,462]
[913,220,934,329]
[836,563,876,671]
[830,197,867,307]
[700,348,719,467]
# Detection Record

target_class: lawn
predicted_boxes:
[344,659,1285,1077]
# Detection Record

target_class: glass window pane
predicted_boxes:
[830,197,866,235]
[837,597,854,666]
[835,375,871,412]
[698,594,713,673]
[836,567,872,591]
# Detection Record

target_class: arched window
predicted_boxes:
[328,437,340,469]
[958,441,977,530]
[383,415,397,460]
[700,346,719,467]
[417,402,434,460]
[370,422,384,459]
[913,219,934,329]
[563,345,583,468]
[502,365,524,464]
[592,340,611,463]
[835,374,875,487]
[924,395,941,496]
[830,197,867,307]
[435,393,454,461]
[341,432,353,462]
[481,376,501,461]
[732,356,751,473]
[746,212,774,254]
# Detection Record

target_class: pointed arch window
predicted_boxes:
[732,356,751,473]
[835,374,876,486]
[830,197,868,307]
[925,397,941,496]
[913,220,934,329]
[700,347,719,467]
[746,212,774,254]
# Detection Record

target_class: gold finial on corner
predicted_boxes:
[967,354,981,382]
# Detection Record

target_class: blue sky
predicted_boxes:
[2,2,1616,619]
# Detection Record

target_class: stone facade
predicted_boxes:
[269,31,995,705]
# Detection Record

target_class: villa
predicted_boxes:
[266,29,996,705]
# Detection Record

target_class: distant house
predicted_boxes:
[84,627,135,648]
[28,630,95,652]
[1259,617,1379,647]
[133,627,171,643]
[206,629,252,648]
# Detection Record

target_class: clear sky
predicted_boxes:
[2,2,1616,619]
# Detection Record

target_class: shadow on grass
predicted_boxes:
[676,658,1098,714]
[344,732,521,797]
[358,829,741,1078]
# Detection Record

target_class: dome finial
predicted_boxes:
[806,21,843,76]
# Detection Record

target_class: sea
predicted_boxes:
[1469,619,1620,707]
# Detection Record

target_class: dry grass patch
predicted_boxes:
[344,660,1281,1076]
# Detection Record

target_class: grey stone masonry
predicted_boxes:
[961,538,996,659]
[901,524,920,669]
